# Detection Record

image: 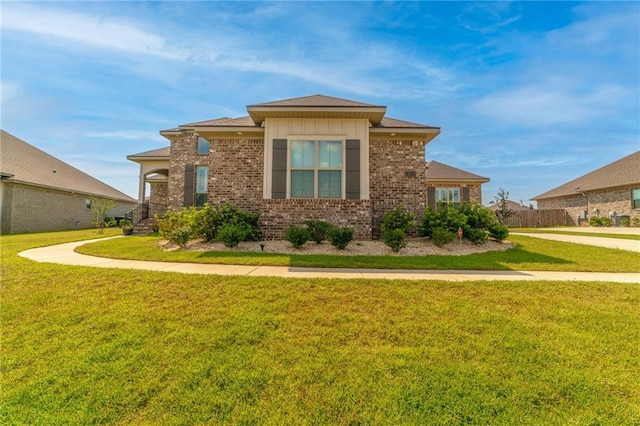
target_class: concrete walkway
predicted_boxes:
[512,229,640,252]
[18,238,640,283]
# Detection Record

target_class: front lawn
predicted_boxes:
[75,234,640,272]
[2,230,639,424]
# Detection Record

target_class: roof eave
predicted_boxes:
[427,178,490,184]
[247,106,387,125]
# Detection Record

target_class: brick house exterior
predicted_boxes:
[128,95,490,239]
[1,130,136,233]
[532,151,640,226]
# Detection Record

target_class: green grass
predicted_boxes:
[75,234,640,272]
[2,230,640,424]
[513,228,640,241]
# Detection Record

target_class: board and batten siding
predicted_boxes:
[262,118,370,199]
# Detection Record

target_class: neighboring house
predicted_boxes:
[425,160,489,208]
[488,200,534,212]
[532,151,640,226]
[129,94,450,239]
[1,130,136,234]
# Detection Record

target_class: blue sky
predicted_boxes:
[2,1,638,205]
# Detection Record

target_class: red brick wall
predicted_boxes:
[369,139,427,236]
[260,199,372,240]
[209,138,263,213]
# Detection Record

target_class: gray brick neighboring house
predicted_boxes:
[532,151,640,226]
[128,95,490,239]
[1,130,136,234]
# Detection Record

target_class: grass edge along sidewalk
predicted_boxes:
[71,233,640,273]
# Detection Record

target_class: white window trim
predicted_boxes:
[286,137,346,199]
[436,187,461,205]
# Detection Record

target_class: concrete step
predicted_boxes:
[133,218,158,236]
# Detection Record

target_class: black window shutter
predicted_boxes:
[462,187,470,203]
[427,186,436,210]
[183,164,195,207]
[272,139,287,199]
[345,139,360,199]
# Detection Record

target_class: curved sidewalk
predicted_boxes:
[511,231,640,252]
[18,238,640,283]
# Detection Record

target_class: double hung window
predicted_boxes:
[195,166,208,207]
[633,189,640,209]
[436,187,461,207]
[290,140,342,198]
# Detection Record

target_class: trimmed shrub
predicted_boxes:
[381,206,415,234]
[192,203,262,242]
[217,223,250,248]
[488,223,509,242]
[431,227,455,248]
[460,202,495,231]
[589,216,613,227]
[464,227,488,245]
[329,227,354,250]
[305,220,333,244]
[157,207,198,245]
[286,225,310,249]
[168,225,192,248]
[382,228,407,252]
[419,206,467,237]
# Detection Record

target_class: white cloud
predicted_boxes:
[85,131,161,141]
[1,3,187,60]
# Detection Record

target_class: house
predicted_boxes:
[487,200,534,212]
[425,160,489,208]
[1,130,136,234]
[532,151,640,226]
[129,94,493,239]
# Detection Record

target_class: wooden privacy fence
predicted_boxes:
[502,209,567,228]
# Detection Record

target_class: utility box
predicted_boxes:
[615,215,630,227]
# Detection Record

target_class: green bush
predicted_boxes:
[465,227,488,245]
[460,202,495,231]
[419,206,466,237]
[168,225,192,248]
[382,228,407,252]
[620,217,630,227]
[217,223,249,248]
[305,220,333,244]
[285,225,310,249]
[488,222,509,242]
[157,207,198,244]
[192,203,261,242]
[632,217,640,227]
[431,227,455,248]
[329,227,354,250]
[381,206,415,234]
[589,216,613,227]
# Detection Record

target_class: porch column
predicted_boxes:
[137,165,146,204]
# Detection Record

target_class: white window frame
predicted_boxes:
[195,165,208,207]
[287,138,345,199]
[436,187,461,207]
[197,137,210,155]
[633,188,640,210]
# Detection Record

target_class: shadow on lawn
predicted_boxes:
[196,244,573,271]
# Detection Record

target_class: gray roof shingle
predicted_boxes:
[1,130,135,202]
[248,94,384,108]
[533,151,640,200]
[426,160,490,183]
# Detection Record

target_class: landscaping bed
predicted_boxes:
[163,237,514,256]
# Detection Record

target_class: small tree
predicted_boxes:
[89,197,116,234]
[493,188,513,225]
